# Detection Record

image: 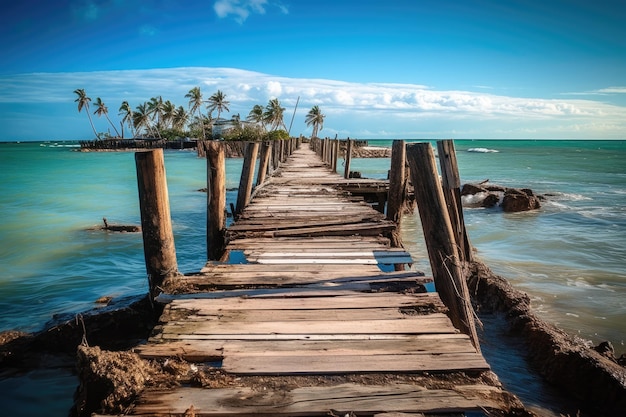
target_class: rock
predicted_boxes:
[594,341,616,361]
[484,184,507,193]
[461,183,488,196]
[481,193,500,208]
[501,188,541,212]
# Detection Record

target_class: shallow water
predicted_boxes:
[1,139,624,415]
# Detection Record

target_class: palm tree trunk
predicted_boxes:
[86,109,99,139]
[105,114,121,137]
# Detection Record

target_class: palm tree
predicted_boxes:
[133,102,152,137]
[93,97,121,138]
[172,106,189,131]
[185,87,206,139]
[147,96,164,138]
[207,90,230,120]
[161,100,176,129]
[305,105,325,139]
[247,104,266,130]
[73,89,98,138]
[118,101,135,138]
[264,98,286,131]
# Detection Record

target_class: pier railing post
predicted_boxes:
[256,140,272,187]
[387,140,406,224]
[235,141,259,218]
[406,142,480,351]
[331,139,339,173]
[387,140,406,249]
[135,149,179,299]
[206,141,226,261]
[437,140,473,262]
[344,139,353,179]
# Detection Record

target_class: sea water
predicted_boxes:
[0,139,624,415]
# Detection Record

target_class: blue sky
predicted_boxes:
[1,0,625,140]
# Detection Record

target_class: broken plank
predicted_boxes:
[130,383,503,415]
[223,352,489,374]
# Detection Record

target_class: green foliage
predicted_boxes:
[222,124,265,141]
[265,129,289,141]
[159,128,188,141]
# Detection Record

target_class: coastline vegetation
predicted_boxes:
[73,88,325,143]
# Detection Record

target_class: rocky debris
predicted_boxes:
[501,188,541,212]
[461,182,542,212]
[74,345,165,416]
[0,295,158,369]
[467,260,626,415]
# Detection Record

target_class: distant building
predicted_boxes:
[212,114,255,138]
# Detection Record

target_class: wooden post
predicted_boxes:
[406,143,480,351]
[135,149,179,299]
[324,139,330,164]
[272,140,280,170]
[387,140,406,224]
[235,141,259,218]
[256,140,272,187]
[344,139,353,179]
[196,140,206,158]
[437,140,473,262]
[206,141,226,261]
[331,139,339,173]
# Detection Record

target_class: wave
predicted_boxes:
[467,147,499,153]
[39,143,80,148]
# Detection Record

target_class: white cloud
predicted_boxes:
[214,0,287,23]
[266,80,282,97]
[2,67,626,140]
[596,87,626,94]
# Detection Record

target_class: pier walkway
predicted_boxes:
[126,145,517,416]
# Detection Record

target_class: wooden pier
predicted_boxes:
[99,142,522,416]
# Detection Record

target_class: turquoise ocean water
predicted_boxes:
[0,139,625,415]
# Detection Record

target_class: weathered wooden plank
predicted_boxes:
[130,383,503,415]
[181,271,430,288]
[225,236,392,250]
[159,315,456,337]
[162,292,445,310]
[244,250,411,258]
[136,335,479,361]
[223,352,489,374]
[251,257,411,265]
[200,263,385,273]
[165,308,446,323]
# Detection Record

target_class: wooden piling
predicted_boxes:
[331,139,339,173]
[235,142,259,218]
[206,141,226,261]
[135,149,179,298]
[344,139,353,179]
[406,143,479,351]
[256,141,272,187]
[387,140,406,224]
[437,140,473,262]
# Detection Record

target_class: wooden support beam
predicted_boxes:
[387,140,406,224]
[135,149,179,298]
[437,140,473,262]
[331,139,338,173]
[406,143,479,351]
[344,139,354,179]
[235,142,259,218]
[206,141,226,261]
[256,140,272,187]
